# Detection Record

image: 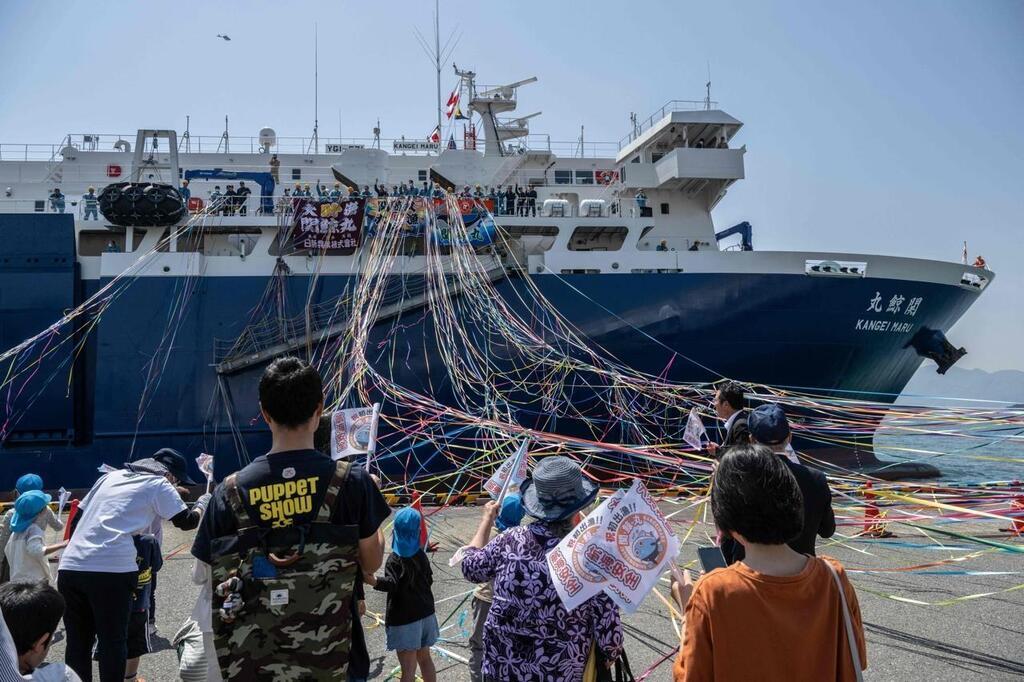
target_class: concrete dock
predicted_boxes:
[45,504,1024,681]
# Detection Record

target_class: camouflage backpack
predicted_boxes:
[210,459,359,681]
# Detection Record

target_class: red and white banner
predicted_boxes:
[483,439,530,501]
[330,404,381,460]
[595,170,619,185]
[445,89,460,118]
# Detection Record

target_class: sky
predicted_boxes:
[1,0,1022,371]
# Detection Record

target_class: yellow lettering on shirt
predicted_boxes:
[247,477,320,527]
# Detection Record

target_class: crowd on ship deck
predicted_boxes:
[0,361,865,681]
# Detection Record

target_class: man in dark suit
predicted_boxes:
[707,381,749,459]
[721,404,836,564]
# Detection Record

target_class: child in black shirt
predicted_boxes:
[365,506,437,682]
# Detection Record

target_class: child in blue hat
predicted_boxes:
[468,494,525,682]
[4,490,66,584]
[364,506,438,682]
[0,474,64,581]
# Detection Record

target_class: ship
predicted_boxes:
[0,68,992,489]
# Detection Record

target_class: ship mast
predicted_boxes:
[414,0,460,143]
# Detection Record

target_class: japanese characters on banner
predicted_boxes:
[683,407,708,451]
[547,480,679,614]
[548,490,624,611]
[290,198,366,254]
[594,479,679,613]
[364,198,495,246]
[483,439,530,501]
[330,404,381,460]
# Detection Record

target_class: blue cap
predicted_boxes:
[15,474,44,495]
[495,493,525,532]
[392,507,423,558]
[748,404,791,445]
[11,490,51,533]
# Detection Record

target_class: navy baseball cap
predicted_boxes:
[748,404,791,445]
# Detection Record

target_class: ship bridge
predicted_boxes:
[616,103,745,209]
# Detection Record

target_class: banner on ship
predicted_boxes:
[364,197,495,246]
[330,404,381,460]
[547,480,678,614]
[548,490,624,611]
[290,198,366,254]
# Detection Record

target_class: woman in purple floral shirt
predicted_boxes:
[461,456,624,681]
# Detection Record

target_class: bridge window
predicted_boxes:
[575,170,594,185]
[554,170,572,185]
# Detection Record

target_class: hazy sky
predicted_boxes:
[1,0,1021,370]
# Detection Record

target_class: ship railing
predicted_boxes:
[1,132,621,161]
[617,99,717,149]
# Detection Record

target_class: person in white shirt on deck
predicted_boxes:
[57,449,210,682]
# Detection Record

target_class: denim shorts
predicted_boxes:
[385,613,439,652]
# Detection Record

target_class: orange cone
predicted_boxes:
[863,482,894,538]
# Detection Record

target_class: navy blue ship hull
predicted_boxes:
[0,216,979,488]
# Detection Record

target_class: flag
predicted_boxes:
[330,404,380,460]
[453,103,469,120]
[196,453,215,491]
[683,407,708,451]
[548,490,624,611]
[590,479,680,613]
[56,487,71,518]
[428,125,441,144]
[447,134,457,150]
[483,439,530,501]
[445,89,460,118]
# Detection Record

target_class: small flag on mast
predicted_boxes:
[428,125,441,144]
[447,134,457,150]
[445,89,460,118]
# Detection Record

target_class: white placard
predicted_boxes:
[330,405,380,460]
[683,407,708,451]
[547,490,624,612]
[483,439,529,501]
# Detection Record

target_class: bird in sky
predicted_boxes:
[216,34,231,41]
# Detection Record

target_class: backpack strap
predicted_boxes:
[315,459,352,523]
[222,474,255,530]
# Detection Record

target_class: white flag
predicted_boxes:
[330,404,380,460]
[484,439,529,501]
[56,487,71,518]
[548,490,624,611]
[196,453,215,491]
[590,479,680,614]
[683,407,707,451]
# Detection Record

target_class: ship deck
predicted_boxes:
[42,506,1024,681]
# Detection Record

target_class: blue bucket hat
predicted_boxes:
[15,474,44,495]
[748,404,791,446]
[495,493,525,532]
[11,490,51,533]
[392,507,423,558]
[520,456,598,522]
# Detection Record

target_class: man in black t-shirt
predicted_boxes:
[191,357,390,682]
